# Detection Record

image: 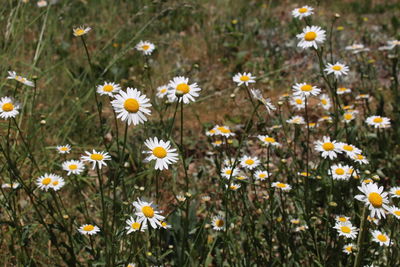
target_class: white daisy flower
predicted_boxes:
[343,111,357,123]
[295,225,308,232]
[292,83,321,98]
[160,221,172,229]
[387,206,400,219]
[156,85,169,98]
[205,127,218,136]
[371,230,391,246]
[133,198,165,229]
[37,0,47,7]
[6,71,34,87]
[236,174,248,181]
[96,82,121,97]
[167,76,201,104]
[286,115,305,125]
[211,140,223,147]
[367,215,380,225]
[333,221,358,239]
[343,244,355,255]
[143,137,179,170]
[337,87,352,95]
[111,88,152,125]
[378,40,400,51]
[73,26,91,37]
[254,170,270,181]
[389,187,400,198]
[221,167,239,179]
[211,215,225,231]
[250,89,276,113]
[335,215,351,223]
[314,136,341,159]
[366,116,391,129]
[345,43,369,54]
[233,72,256,86]
[62,160,85,176]
[0,96,20,119]
[292,6,313,19]
[56,144,71,154]
[318,115,333,123]
[272,182,292,191]
[240,155,260,170]
[78,224,100,235]
[338,143,361,158]
[226,183,241,191]
[215,125,235,137]
[296,25,326,49]
[324,62,349,78]
[1,183,20,189]
[330,164,351,180]
[135,41,155,55]
[125,216,147,233]
[36,173,60,191]
[355,183,389,219]
[50,176,65,191]
[290,96,305,110]
[352,154,369,165]
[81,150,111,170]
[319,94,332,110]
[258,135,280,146]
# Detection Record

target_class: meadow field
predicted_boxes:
[1,0,400,266]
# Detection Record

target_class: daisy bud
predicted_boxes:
[372,175,380,181]
[334,13,340,18]
[139,186,145,191]
[329,201,337,207]
[40,120,46,125]
[365,170,371,175]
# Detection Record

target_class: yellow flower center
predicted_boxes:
[373,117,383,123]
[295,98,303,104]
[338,217,347,222]
[338,87,347,92]
[321,99,328,105]
[259,173,267,178]
[245,159,254,165]
[346,246,352,252]
[52,181,59,186]
[83,225,94,231]
[396,190,400,196]
[176,83,190,94]
[42,178,51,185]
[142,206,154,218]
[75,29,85,36]
[124,98,140,113]
[142,45,150,50]
[368,192,383,208]
[214,140,222,145]
[344,113,353,120]
[2,103,14,112]
[304,32,317,41]
[264,137,276,143]
[298,7,308,13]
[343,145,353,151]
[90,153,104,161]
[215,219,224,227]
[103,85,114,92]
[225,170,232,175]
[240,75,250,82]
[377,234,387,242]
[301,84,312,92]
[153,147,167,158]
[335,168,345,175]
[230,185,238,190]
[394,211,400,216]
[341,226,351,233]
[60,147,69,151]
[332,65,342,71]
[322,142,334,151]
[69,164,78,170]
[276,183,287,188]
[356,154,364,160]
[131,222,141,230]
[217,127,231,134]
[160,88,167,93]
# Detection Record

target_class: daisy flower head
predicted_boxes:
[221,166,239,179]
[338,142,361,158]
[387,206,400,219]
[335,215,351,223]
[355,182,389,219]
[389,187,400,198]
[296,26,326,49]
[56,144,71,154]
[292,83,321,97]
[343,244,355,255]
[81,150,111,170]
[111,88,152,125]
[206,127,218,137]
[290,96,305,110]
[133,198,165,229]
[324,62,349,78]
[367,215,380,225]
[314,136,341,160]
[371,230,391,246]
[366,115,391,129]
[227,183,241,191]
[233,72,256,86]
[295,225,308,232]
[160,221,172,229]
[50,176,65,191]
[345,43,369,54]
[255,170,270,181]
[236,174,248,181]
[125,216,147,233]
[2,182,20,189]
[250,89,276,113]
[330,164,351,180]
[352,154,369,165]
[156,85,169,98]
[0,97,20,119]
[287,115,305,125]
[62,160,85,176]
[290,219,300,224]
[319,94,331,110]
[240,155,260,170]
[167,76,201,104]
[36,173,61,191]
[78,224,100,235]
[73,26,91,37]
[96,82,121,97]
[135,41,155,55]
[143,137,179,170]
[258,135,280,146]
[272,182,292,191]
[211,215,225,231]
[292,5,313,19]
[355,93,370,100]
[333,221,358,239]
[6,71,34,87]
[378,40,400,51]
[343,111,357,123]
[337,87,352,95]
[212,140,223,147]
[215,125,235,137]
